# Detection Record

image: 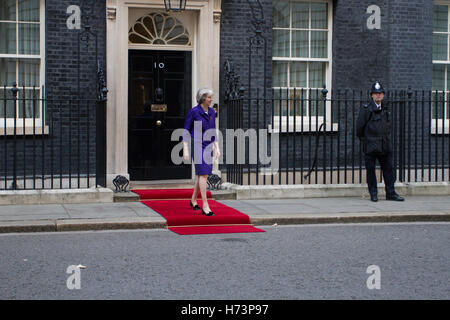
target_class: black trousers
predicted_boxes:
[364,152,396,196]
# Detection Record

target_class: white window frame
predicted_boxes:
[432,1,450,134]
[271,0,335,133]
[0,0,46,135]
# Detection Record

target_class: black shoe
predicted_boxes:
[190,200,200,210]
[386,194,404,201]
[370,194,378,202]
[201,209,214,216]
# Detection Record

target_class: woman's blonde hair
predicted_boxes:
[196,88,214,104]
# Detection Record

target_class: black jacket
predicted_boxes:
[356,100,392,155]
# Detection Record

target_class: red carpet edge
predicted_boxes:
[131,189,265,235]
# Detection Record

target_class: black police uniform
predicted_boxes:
[356,82,404,202]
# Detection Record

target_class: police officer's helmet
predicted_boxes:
[370,81,385,94]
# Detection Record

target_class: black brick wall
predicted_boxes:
[332,0,390,92]
[332,0,433,92]
[221,0,434,94]
[46,0,106,100]
[0,0,106,186]
[219,0,449,180]
[387,0,433,91]
[219,0,273,168]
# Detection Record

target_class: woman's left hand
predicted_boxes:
[213,142,220,160]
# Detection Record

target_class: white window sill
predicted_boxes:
[430,128,450,135]
[431,121,450,134]
[0,126,49,135]
[268,121,339,133]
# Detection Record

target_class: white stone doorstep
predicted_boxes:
[223,182,450,200]
[0,188,114,205]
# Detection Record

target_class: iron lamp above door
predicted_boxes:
[164,0,187,12]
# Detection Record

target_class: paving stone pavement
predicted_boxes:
[0,195,448,233]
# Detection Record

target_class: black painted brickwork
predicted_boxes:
[219,0,273,169]
[332,0,433,92]
[0,0,106,184]
[220,0,448,178]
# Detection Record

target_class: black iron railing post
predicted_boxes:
[223,60,245,185]
[11,83,19,190]
[3,86,6,189]
[407,87,412,182]
[41,85,45,189]
[421,90,425,182]
[32,86,36,189]
[293,87,297,185]
[337,89,341,184]
[22,85,26,189]
[398,90,406,182]
[351,90,355,183]
[286,87,289,184]
[435,91,440,181]
[442,90,446,181]
[414,89,418,182]
[322,85,328,184]
[360,91,366,182]
[239,87,244,185]
[96,63,108,188]
[344,90,348,184]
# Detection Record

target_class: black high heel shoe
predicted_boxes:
[201,208,214,216]
[190,200,200,210]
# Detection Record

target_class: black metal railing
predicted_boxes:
[224,87,450,185]
[0,83,106,190]
[0,1,108,191]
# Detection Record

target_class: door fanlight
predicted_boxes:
[129,12,191,46]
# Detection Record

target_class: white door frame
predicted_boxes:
[105,0,222,187]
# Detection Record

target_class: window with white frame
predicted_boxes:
[272,0,332,132]
[432,3,450,134]
[0,0,44,134]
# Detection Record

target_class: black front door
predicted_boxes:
[128,50,192,180]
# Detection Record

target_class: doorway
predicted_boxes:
[128,50,192,180]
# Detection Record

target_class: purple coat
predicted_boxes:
[183,104,217,146]
[183,104,217,175]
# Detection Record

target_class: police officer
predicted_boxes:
[356,81,404,202]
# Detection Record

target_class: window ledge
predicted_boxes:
[431,123,450,135]
[268,122,339,133]
[0,126,49,136]
[430,128,450,135]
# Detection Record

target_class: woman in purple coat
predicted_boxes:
[183,88,220,216]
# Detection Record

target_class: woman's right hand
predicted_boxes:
[183,143,190,161]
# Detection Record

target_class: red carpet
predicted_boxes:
[132,189,265,235]
[132,188,212,200]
